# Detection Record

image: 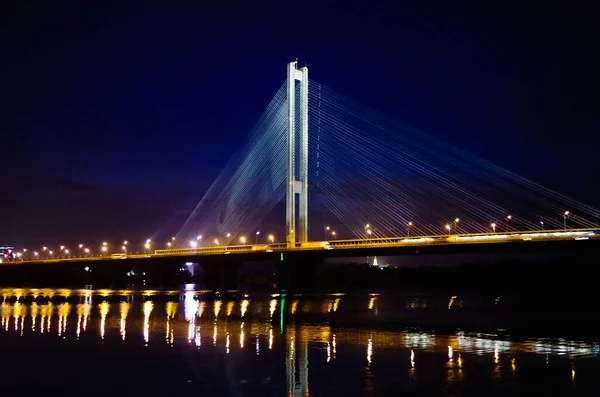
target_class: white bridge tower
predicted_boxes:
[286,61,309,247]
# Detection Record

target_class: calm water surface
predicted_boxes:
[1,286,599,396]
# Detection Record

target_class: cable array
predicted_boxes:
[173,77,598,246]
[174,83,288,247]
[308,80,599,238]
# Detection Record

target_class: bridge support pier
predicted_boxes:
[200,260,241,291]
[275,252,321,292]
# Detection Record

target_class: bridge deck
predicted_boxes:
[4,228,598,265]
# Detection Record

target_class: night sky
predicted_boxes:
[2,1,598,247]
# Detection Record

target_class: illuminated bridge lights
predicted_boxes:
[7,228,600,264]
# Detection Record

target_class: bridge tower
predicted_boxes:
[286,61,309,247]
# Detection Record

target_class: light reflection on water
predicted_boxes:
[0,288,599,395]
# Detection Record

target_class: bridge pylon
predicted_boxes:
[286,61,309,247]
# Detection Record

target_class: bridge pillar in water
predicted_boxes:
[286,61,309,248]
[276,252,320,292]
[199,260,241,291]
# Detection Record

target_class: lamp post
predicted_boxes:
[491,223,496,233]
[268,234,274,243]
[454,218,460,234]
[564,211,569,230]
[325,226,330,241]
[190,240,197,248]
[407,221,413,237]
[240,236,246,244]
[445,224,451,235]
[255,231,260,244]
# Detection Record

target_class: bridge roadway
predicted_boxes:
[4,228,599,266]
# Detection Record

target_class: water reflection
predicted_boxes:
[143,301,153,344]
[0,288,598,395]
[120,302,130,340]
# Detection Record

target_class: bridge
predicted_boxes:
[3,61,600,288]
[4,228,599,264]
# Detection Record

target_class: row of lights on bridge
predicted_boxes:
[3,211,578,260]
[185,232,275,248]
[4,233,279,260]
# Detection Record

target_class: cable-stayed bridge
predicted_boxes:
[4,61,600,282]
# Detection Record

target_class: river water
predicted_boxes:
[1,286,598,396]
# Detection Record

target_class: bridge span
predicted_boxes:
[3,228,598,266]
[2,228,598,291]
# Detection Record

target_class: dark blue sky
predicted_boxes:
[2,1,598,246]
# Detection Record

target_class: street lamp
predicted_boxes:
[78,244,83,249]
[167,242,172,247]
[84,248,90,256]
[268,234,274,243]
[196,235,202,240]
[331,231,336,239]
[122,245,127,252]
[101,246,107,255]
[123,240,128,245]
[540,220,545,230]
[491,223,496,233]
[255,231,260,244]
[325,226,330,241]
[445,224,451,235]
[190,240,197,248]
[60,245,65,250]
[214,239,219,246]
[367,229,372,236]
[226,233,231,238]
[564,211,570,229]
[407,221,413,237]
[454,218,460,234]
[240,236,246,244]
